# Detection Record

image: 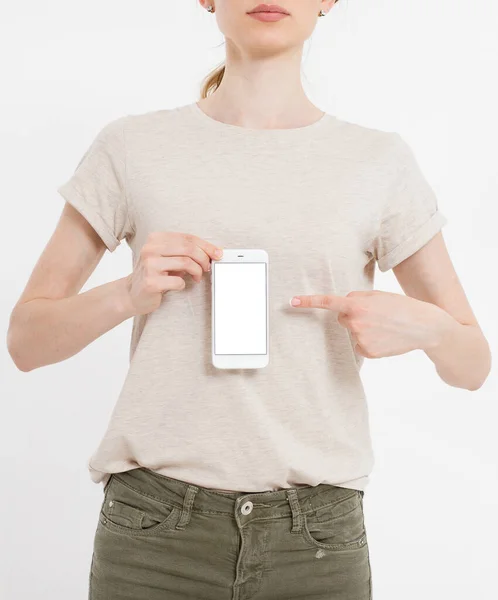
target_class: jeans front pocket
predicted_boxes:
[98,474,180,538]
[301,490,367,551]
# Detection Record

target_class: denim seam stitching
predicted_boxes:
[99,505,180,537]
[305,490,358,514]
[112,474,183,510]
[112,474,231,517]
[300,515,368,551]
[312,497,361,523]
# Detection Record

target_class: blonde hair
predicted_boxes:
[200,61,225,99]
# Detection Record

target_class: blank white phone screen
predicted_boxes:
[213,262,267,355]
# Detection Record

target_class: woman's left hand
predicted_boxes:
[290,290,454,359]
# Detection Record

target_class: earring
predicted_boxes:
[318,9,326,17]
[207,5,215,12]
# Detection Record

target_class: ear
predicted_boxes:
[321,0,339,12]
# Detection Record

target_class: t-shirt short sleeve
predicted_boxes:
[371,132,448,272]
[57,116,133,252]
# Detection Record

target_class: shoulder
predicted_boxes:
[93,105,196,155]
[325,114,402,166]
[115,105,193,137]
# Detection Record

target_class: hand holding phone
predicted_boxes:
[123,231,223,317]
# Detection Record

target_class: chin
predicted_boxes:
[241,30,298,52]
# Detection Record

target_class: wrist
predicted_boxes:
[112,276,137,320]
[422,305,458,357]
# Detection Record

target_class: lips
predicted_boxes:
[248,4,290,15]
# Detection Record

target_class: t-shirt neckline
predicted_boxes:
[187,101,335,138]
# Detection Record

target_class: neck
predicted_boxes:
[199,43,324,130]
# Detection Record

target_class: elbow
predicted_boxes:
[6,322,36,372]
[8,352,34,373]
[7,342,34,373]
[466,379,486,392]
[465,372,491,392]
[466,345,492,392]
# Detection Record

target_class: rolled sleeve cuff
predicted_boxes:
[376,210,448,272]
[57,182,120,252]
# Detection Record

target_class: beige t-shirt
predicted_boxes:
[57,102,447,493]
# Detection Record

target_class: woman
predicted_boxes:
[7,1,491,599]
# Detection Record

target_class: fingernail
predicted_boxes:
[215,248,223,258]
[290,297,301,306]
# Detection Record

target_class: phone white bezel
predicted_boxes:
[211,248,269,369]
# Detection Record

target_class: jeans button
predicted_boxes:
[241,501,253,515]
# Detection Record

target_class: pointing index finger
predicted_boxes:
[290,294,351,313]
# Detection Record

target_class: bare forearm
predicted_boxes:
[7,277,135,371]
[424,316,491,391]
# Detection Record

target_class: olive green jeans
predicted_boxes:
[89,467,372,599]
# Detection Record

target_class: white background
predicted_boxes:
[1,1,497,598]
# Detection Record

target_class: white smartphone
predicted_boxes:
[211,249,269,369]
